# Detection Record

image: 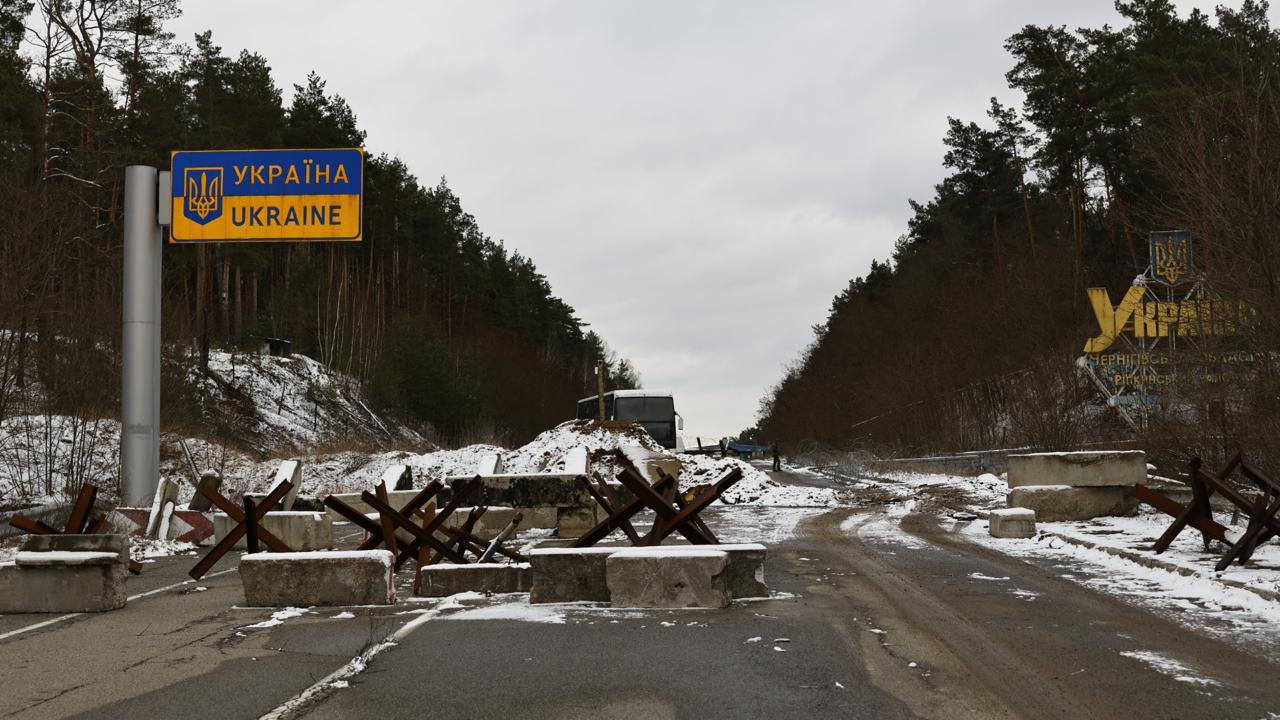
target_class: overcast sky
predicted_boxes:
[168,1,1261,439]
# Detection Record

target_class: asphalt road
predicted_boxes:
[1,470,1277,719]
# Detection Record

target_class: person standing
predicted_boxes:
[771,444,781,472]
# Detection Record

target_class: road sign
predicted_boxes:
[169,148,363,243]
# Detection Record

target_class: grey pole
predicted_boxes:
[122,165,160,507]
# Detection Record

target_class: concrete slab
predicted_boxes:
[528,547,620,603]
[606,548,730,609]
[324,489,422,524]
[239,550,394,607]
[0,535,129,612]
[213,511,333,550]
[989,508,1036,538]
[1007,485,1138,522]
[615,543,768,599]
[416,563,533,597]
[447,473,592,512]
[1007,451,1146,488]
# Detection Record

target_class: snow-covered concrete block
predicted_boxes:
[415,562,533,597]
[1007,485,1138,522]
[380,464,413,491]
[0,535,128,613]
[239,550,394,607]
[213,511,332,550]
[528,547,620,603]
[607,548,730,609]
[989,508,1036,538]
[563,447,589,475]
[1007,451,1146,488]
[478,452,503,476]
[261,460,302,510]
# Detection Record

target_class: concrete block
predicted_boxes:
[213,511,332,550]
[478,452,504,476]
[324,489,422,523]
[528,547,619,603]
[21,533,129,560]
[415,563,533,597]
[239,550,394,607]
[0,535,128,613]
[1007,485,1138,522]
[0,562,128,612]
[620,544,768,599]
[448,473,591,511]
[1007,451,1146,488]
[442,506,519,541]
[607,548,730,609]
[381,464,413,491]
[265,460,302,510]
[563,447,589,475]
[555,506,597,537]
[188,471,221,512]
[989,508,1036,538]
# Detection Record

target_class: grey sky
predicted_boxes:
[168,1,1257,438]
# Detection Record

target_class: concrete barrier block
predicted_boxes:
[0,535,128,613]
[239,550,394,606]
[448,474,592,510]
[528,547,619,603]
[607,548,730,609]
[20,533,129,559]
[441,506,518,541]
[989,508,1036,538]
[324,489,422,523]
[416,562,533,597]
[0,562,128,613]
[554,506,596,537]
[214,511,333,550]
[1007,485,1138,522]
[625,544,768,598]
[1007,451,1146,488]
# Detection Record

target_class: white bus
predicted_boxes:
[576,390,684,450]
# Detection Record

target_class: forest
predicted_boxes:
[0,0,638,449]
[758,0,1280,463]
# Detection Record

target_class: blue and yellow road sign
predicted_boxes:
[170,148,363,243]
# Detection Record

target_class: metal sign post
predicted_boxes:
[120,148,361,506]
[121,166,169,507]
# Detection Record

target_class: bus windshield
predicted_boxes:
[614,396,675,422]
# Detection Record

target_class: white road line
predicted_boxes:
[259,608,441,720]
[0,567,236,643]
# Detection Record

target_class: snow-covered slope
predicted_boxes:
[190,351,421,456]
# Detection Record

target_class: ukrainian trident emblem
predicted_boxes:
[1149,231,1192,286]
[183,167,223,225]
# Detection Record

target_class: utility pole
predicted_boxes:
[596,360,606,421]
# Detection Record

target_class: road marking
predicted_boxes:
[0,567,236,643]
[259,606,441,720]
